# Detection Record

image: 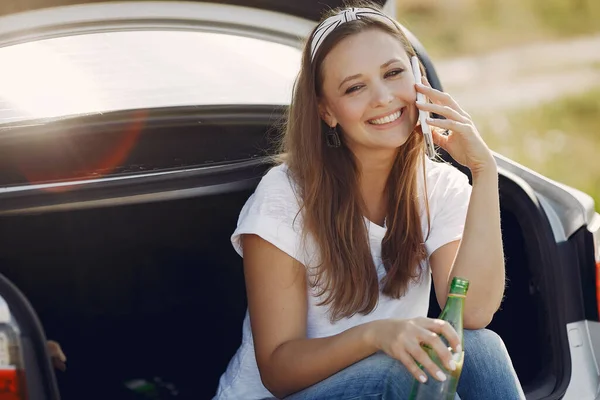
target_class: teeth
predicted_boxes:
[369,110,402,125]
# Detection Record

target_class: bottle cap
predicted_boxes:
[449,277,469,295]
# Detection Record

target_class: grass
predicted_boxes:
[475,88,600,209]
[396,0,600,58]
[394,0,600,208]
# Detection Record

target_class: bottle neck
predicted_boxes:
[448,293,466,301]
[440,293,465,342]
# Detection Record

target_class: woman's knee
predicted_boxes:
[462,329,516,380]
[459,329,525,399]
[464,328,508,358]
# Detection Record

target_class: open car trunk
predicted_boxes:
[0,110,566,399]
[0,189,254,399]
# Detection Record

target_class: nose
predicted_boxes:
[370,81,394,107]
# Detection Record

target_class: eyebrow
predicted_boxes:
[337,58,403,90]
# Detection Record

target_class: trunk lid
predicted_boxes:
[1,0,387,20]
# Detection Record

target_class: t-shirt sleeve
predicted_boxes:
[424,163,473,256]
[231,166,305,264]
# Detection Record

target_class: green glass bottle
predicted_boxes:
[408,277,469,400]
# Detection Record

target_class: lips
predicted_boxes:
[368,108,404,125]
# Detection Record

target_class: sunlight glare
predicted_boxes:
[0,40,104,119]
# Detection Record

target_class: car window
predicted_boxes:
[0,30,301,125]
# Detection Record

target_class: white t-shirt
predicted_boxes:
[214,158,472,400]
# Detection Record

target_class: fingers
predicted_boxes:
[47,340,67,371]
[383,318,461,384]
[426,117,472,135]
[47,340,66,362]
[52,358,67,372]
[418,330,455,375]
[419,318,462,354]
[416,101,469,124]
[402,318,460,381]
[408,341,448,382]
[431,128,449,148]
[416,78,470,119]
[397,349,428,383]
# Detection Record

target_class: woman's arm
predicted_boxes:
[430,164,505,329]
[415,78,505,330]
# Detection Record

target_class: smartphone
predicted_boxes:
[411,56,436,159]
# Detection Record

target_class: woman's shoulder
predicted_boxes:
[254,163,300,204]
[421,159,473,255]
[259,162,293,186]
[424,157,467,180]
[236,162,303,227]
[231,162,305,260]
[423,158,471,196]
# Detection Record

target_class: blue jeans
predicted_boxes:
[282,329,525,400]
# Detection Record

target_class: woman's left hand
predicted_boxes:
[415,77,496,176]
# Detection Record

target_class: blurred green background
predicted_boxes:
[397,0,600,207]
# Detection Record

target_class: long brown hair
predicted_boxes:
[277,1,430,321]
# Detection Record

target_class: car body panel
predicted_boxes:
[495,153,596,240]
[0,0,388,20]
[563,321,600,400]
[0,1,314,49]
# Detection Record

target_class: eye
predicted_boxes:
[384,69,404,78]
[345,84,364,94]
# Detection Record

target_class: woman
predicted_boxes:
[214,2,525,399]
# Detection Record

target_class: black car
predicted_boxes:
[0,0,598,399]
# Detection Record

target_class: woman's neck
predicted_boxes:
[356,151,397,227]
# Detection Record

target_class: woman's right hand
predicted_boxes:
[369,317,461,383]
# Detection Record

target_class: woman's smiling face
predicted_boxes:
[319,28,420,157]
